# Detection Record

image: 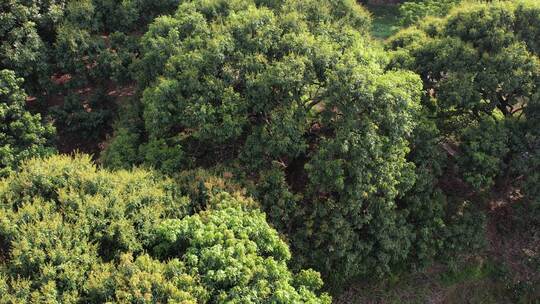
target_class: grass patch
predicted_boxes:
[335,259,521,304]
[439,259,493,286]
[366,4,402,40]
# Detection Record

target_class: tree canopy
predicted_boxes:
[1,0,539,301]
[387,0,540,190]
[101,0,431,286]
[0,69,55,177]
[0,154,330,303]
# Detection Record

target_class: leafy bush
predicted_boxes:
[103,0,430,286]
[0,70,55,177]
[511,92,540,228]
[457,116,510,190]
[387,0,540,190]
[394,113,486,271]
[85,253,204,303]
[100,127,141,169]
[0,155,330,303]
[153,192,330,303]
[383,1,540,275]
[0,0,62,94]
[99,98,145,169]
[51,90,116,143]
[399,0,461,26]
[1,0,184,157]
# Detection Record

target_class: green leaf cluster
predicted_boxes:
[0,154,330,303]
[399,0,462,26]
[388,0,540,191]
[386,1,540,273]
[0,70,55,177]
[102,0,432,286]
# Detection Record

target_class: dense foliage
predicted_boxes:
[0,155,330,303]
[0,0,63,93]
[387,3,540,294]
[0,70,55,177]
[399,0,461,25]
[1,0,539,300]
[103,0,430,286]
[0,0,185,154]
[388,0,540,191]
[1,0,181,92]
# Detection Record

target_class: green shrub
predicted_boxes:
[1,0,184,158]
[104,0,429,286]
[153,192,330,303]
[51,89,116,142]
[457,116,510,190]
[0,155,330,303]
[85,253,204,303]
[99,98,145,169]
[511,92,540,230]
[100,127,141,169]
[399,0,461,26]
[0,1,58,94]
[384,2,540,270]
[0,70,55,177]
[387,0,540,190]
